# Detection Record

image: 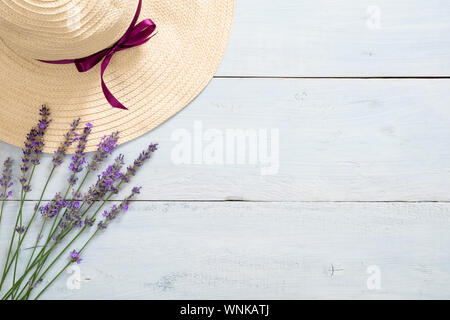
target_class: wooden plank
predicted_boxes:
[1,78,450,201]
[1,201,449,299]
[217,0,450,76]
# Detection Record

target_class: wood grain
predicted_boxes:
[0,1,449,300]
[218,0,450,76]
[1,78,449,201]
[1,201,448,299]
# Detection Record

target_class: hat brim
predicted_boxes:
[0,0,234,153]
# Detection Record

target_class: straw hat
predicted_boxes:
[0,0,234,152]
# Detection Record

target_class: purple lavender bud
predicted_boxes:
[40,193,67,219]
[27,278,43,289]
[84,217,94,227]
[20,106,51,187]
[97,186,141,230]
[88,132,120,171]
[68,123,93,186]
[52,118,80,167]
[122,143,158,183]
[31,105,51,165]
[85,155,124,204]
[97,221,107,230]
[15,226,26,234]
[131,187,141,194]
[0,157,13,201]
[72,191,83,199]
[70,250,82,264]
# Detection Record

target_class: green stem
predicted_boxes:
[0,200,5,237]
[33,229,99,300]
[25,219,47,270]
[21,189,116,300]
[11,165,37,297]
[45,169,89,245]
[1,244,52,300]
[0,163,33,292]
[11,165,55,297]
[0,189,22,290]
[6,167,88,298]
[9,187,112,300]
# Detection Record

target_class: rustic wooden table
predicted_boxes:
[1,0,449,299]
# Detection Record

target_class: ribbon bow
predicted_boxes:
[41,0,156,110]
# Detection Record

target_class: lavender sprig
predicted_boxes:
[20,105,51,192]
[0,157,13,229]
[0,158,13,201]
[27,145,158,285]
[70,250,82,264]
[52,118,80,167]
[68,123,93,186]
[0,108,160,299]
[85,155,124,204]
[32,106,51,166]
[1,106,51,294]
[40,193,68,220]
[55,155,125,238]
[15,226,26,234]
[32,186,142,300]
[98,187,141,230]
[20,118,81,279]
[88,132,119,171]
[122,143,158,183]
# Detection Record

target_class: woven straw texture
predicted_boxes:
[0,0,235,152]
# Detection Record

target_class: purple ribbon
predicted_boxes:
[41,0,156,110]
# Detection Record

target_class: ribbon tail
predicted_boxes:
[100,53,128,110]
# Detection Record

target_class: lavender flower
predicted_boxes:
[58,199,84,234]
[27,279,43,289]
[40,193,67,219]
[52,118,80,167]
[70,250,82,264]
[32,106,51,165]
[97,186,141,230]
[0,157,13,200]
[88,132,119,171]
[68,123,93,186]
[122,143,158,183]
[97,221,107,230]
[85,155,124,204]
[84,217,95,227]
[20,105,51,191]
[20,128,37,191]
[15,226,26,234]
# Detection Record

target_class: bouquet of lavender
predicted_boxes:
[0,106,158,300]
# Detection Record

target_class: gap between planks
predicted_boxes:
[4,200,450,203]
[214,76,450,79]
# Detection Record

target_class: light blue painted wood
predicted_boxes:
[1,79,450,201]
[1,201,449,299]
[218,0,450,76]
[0,0,449,300]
